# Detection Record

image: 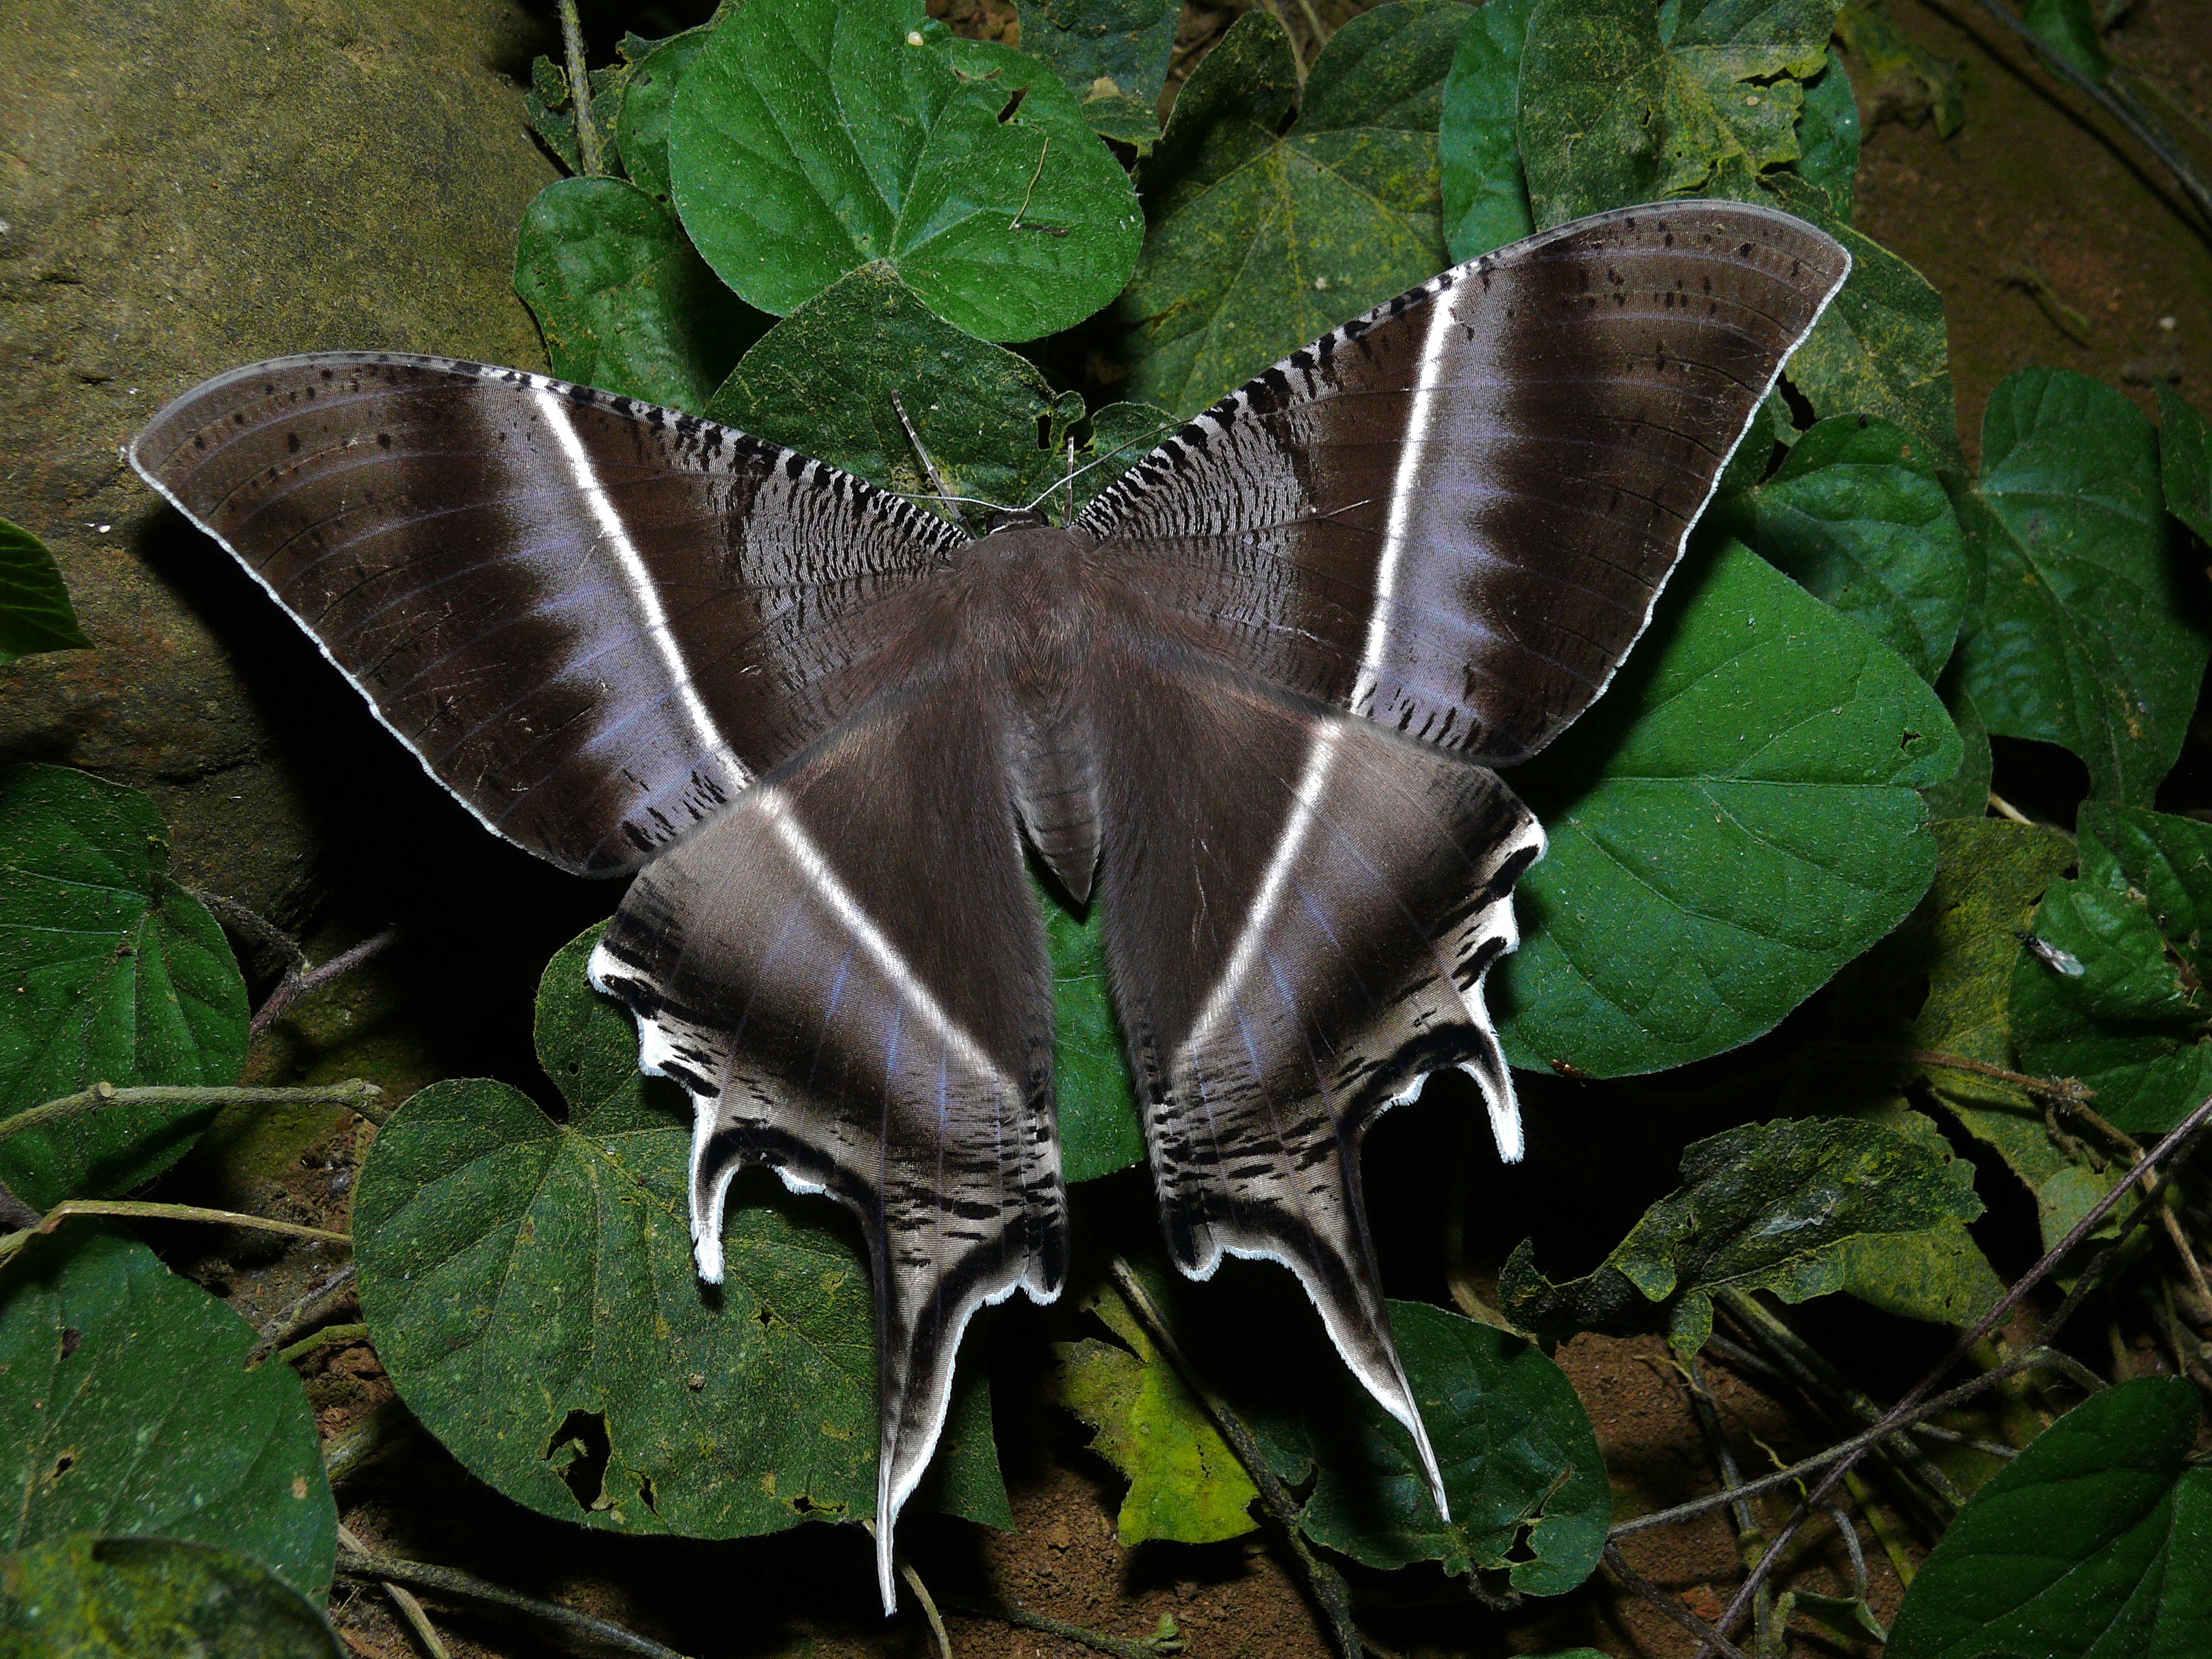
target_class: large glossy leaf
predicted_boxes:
[1953,369,2208,805]
[1014,0,1181,150]
[515,176,762,415]
[1295,1302,1607,1595]
[1888,1377,2210,1659]
[612,27,712,204]
[0,1230,335,1598]
[0,765,248,1210]
[354,924,1008,1541]
[1783,215,1963,474]
[708,263,1083,513]
[0,517,92,665]
[1051,1279,1259,1546]
[1714,413,1969,682]
[0,1536,343,1658]
[1110,2,1471,417]
[669,0,1142,342]
[1493,540,1959,1076]
[2156,383,2212,545]
[1518,0,1840,227]
[2013,806,2212,1137]
[1438,0,1538,261]
[1500,1114,1983,1350]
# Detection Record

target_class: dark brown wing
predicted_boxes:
[129,352,965,873]
[588,628,1063,1612]
[1077,200,1850,766]
[1084,606,1541,1515]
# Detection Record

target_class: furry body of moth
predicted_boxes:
[130,201,1849,1611]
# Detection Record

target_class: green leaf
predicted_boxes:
[1887,1376,2209,1659]
[355,923,1010,1541]
[1050,1278,1259,1545]
[524,54,629,178]
[0,518,91,664]
[669,0,1142,343]
[708,263,1083,513]
[1500,1115,1984,1349]
[1014,0,1180,150]
[1831,1106,2003,1326]
[1518,0,1841,228]
[1834,1,1963,138]
[1795,49,1861,219]
[1899,819,2108,1250]
[612,27,712,204]
[1494,540,1959,1076]
[2013,805,2212,1137]
[1439,0,1538,261]
[2156,383,2212,545]
[1045,888,1144,1183]
[0,765,248,1210]
[1714,414,1969,682]
[1296,1302,1607,1595]
[1921,669,1992,820]
[515,177,763,415]
[0,1230,336,1599]
[1954,369,2210,806]
[1110,2,1470,417]
[2023,0,2111,81]
[1068,401,1175,515]
[1783,216,1963,474]
[0,1536,343,1658]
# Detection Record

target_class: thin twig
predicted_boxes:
[339,1525,450,1659]
[197,893,309,974]
[1292,0,1333,51]
[943,1597,1182,1659]
[1,1199,349,1268]
[326,1399,409,1486]
[0,1078,388,1145]
[1678,1353,1773,1652]
[1987,791,2035,825]
[862,1518,951,1659]
[1700,1089,2212,1652]
[558,0,606,178]
[1908,1050,2092,1102]
[249,1264,359,1367]
[1965,0,2212,228]
[1105,1257,1364,1659]
[280,1322,370,1367]
[252,927,401,1039]
[335,1547,693,1659]
[1602,1542,1750,1659]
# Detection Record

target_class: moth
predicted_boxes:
[131,200,1848,1607]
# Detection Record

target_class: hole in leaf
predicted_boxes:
[1036,413,1054,452]
[754,1304,778,1330]
[58,1326,81,1360]
[43,1450,76,1489]
[544,1409,612,1513]
[638,1473,660,1515]
[789,1493,843,1517]
[997,87,1027,122]
[1777,372,1817,433]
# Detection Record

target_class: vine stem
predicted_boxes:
[942,1597,1184,1659]
[338,1523,450,1659]
[0,1199,350,1269]
[0,1078,387,1144]
[335,1544,691,1659]
[1104,1256,1367,1659]
[252,928,400,1039]
[1697,1088,2212,1654]
[1965,0,2212,229]
[1602,1542,1749,1659]
[558,0,607,178]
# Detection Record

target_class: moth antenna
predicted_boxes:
[890,389,964,531]
[1064,435,1076,527]
[1019,422,1174,517]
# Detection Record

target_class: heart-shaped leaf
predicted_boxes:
[1714,413,1969,682]
[1501,1114,1985,1350]
[0,1536,343,1658]
[1110,1,1473,417]
[1014,0,1181,150]
[515,176,763,415]
[1518,0,1841,226]
[1494,540,1959,1076]
[669,0,1142,343]
[0,765,247,1209]
[0,1229,335,1598]
[1438,0,1538,261]
[1887,1376,2210,1659]
[708,263,1083,512]
[2013,805,2212,1137]
[1293,1301,1607,1595]
[0,518,91,665]
[354,923,1009,1542]
[1953,369,2209,806]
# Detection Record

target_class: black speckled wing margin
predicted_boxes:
[1078,201,1851,766]
[587,632,1065,1613]
[129,352,965,874]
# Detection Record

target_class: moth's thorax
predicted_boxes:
[957,522,1105,900]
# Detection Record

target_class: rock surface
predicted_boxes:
[0,0,558,928]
